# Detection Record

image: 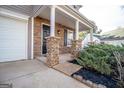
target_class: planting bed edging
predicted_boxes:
[72,74,106,88]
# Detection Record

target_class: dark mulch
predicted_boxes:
[68,59,79,65]
[71,68,117,88]
[121,62,124,67]
[69,60,118,88]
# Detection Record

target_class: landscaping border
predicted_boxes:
[72,74,106,88]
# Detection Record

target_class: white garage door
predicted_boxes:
[0,15,28,62]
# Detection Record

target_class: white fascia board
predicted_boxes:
[67,5,94,27]
[31,17,34,59]
[55,6,92,29]
[0,8,30,21]
[32,5,46,17]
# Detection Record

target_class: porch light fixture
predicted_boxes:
[57,30,61,35]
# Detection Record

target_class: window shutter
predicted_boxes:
[73,31,75,40]
[64,29,67,46]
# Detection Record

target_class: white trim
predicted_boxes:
[42,23,50,26]
[75,20,79,40]
[55,6,92,29]
[31,17,34,59]
[0,8,29,21]
[50,6,55,36]
[32,6,47,17]
[67,6,94,27]
[25,22,28,60]
[41,24,43,55]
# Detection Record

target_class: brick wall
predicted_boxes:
[34,17,74,58]
[34,17,42,58]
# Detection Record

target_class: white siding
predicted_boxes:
[0,5,43,17]
[0,5,33,16]
[103,40,124,46]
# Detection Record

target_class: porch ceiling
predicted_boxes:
[38,6,90,31]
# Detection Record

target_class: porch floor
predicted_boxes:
[37,54,82,78]
[53,54,82,76]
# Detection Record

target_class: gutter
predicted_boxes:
[66,5,96,28]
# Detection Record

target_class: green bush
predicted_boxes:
[76,44,124,76]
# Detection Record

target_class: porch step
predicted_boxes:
[36,53,72,64]
[53,62,82,76]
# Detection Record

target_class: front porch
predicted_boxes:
[0,5,95,88]
[37,53,82,76]
[33,5,94,67]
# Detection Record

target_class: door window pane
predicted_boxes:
[67,30,74,47]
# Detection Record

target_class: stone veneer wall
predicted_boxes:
[71,40,82,58]
[46,36,60,67]
[34,17,74,58]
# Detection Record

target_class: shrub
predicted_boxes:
[117,80,124,88]
[76,44,124,76]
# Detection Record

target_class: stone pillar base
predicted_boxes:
[46,36,60,67]
[71,40,82,58]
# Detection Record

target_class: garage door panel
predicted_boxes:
[0,50,26,56]
[0,15,28,62]
[0,43,26,48]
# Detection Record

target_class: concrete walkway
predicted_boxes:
[0,59,89,88]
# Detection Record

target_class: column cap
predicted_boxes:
[45,36,60,39]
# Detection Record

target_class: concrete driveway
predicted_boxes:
[0,59,89,88]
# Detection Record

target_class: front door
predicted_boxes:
[42,25,50,54]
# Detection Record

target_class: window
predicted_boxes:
[64,29,74,47]
[67,30,74,46]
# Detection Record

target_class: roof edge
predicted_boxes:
[66,5,96,28]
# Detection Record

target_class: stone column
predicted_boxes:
[71,40,82,58]
[45,6,60,67]
[46,36,60,67]
[71,20,81,58]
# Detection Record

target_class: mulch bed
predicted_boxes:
[68,59,79,65]
[69,60,118,88]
